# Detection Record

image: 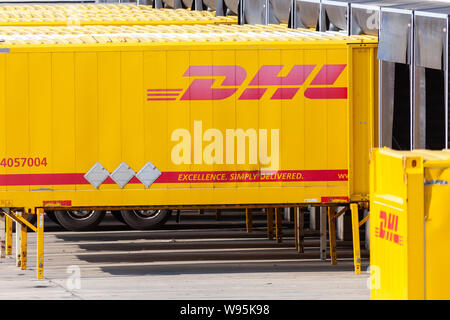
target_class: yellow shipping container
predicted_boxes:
[0,25,377,212]
[0,4,154,13]
[370,148,450,299]
[0,5,236,26]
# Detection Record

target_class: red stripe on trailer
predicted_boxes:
[159,170,348,183]
[0,170,348,186]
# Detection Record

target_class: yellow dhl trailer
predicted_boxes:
[0,24,293,45]
[0,5,236,26]
[0,24,320,232]
[0,24,377,278]
[0,25,377,214]
[369,148,450,300]
[0,4,153,13]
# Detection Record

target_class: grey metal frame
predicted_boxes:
[377,3,449,150]
[320,0,350,33]
[238,0,269,25]
[290,0,321,30]
[378,7,414,149]
[349,1,425,36]
[238,0,290,25]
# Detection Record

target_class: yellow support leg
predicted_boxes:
[350,203,361,275]
[5,215,12,255]
[15,213,21,267]
[0,212,5,258]
[275,208,282,243]
[20,214,27,270]
[245,208,252,233]
[296,207,304,253]
[215,209,221,221]
[266,208,274,240]
[327,206,337,265]
[36,209,44,280]
[294,209,298,251]
[198,209,204,215]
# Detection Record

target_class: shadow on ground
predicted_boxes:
[99,259,370,276]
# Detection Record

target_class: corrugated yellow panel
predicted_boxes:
[49,52,76,190]
[325,48,348,191]
[98,51,122,191]
[5,53,29,192]
[28,53,52,191]
[279,49,305,189]
[303,48,328,196]
[74,52,98,191]
[120,51,145,191]
[234,49,259,190]
[0,54,5,193]
[424,165,450,299]
[51,52,76,191]
[143,50,168,193]
[189,50,213,193]
[257,49,282,191]
[166,50,191,192]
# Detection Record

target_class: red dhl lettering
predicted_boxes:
[147,64,347,101]
[375,210,403,246]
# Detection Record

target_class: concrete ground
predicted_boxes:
[0,213,370,300]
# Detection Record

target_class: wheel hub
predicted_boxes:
[67,210,95,221]
[133,210,161,220]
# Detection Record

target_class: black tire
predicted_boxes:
[120,209,171,230]
[111,210,126,224]
[46,211,61,225]
[54,210,105,231]
[25,213,36,225]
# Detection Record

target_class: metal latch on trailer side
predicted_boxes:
[425,180,450,185]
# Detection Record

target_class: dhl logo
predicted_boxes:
[375,210,403,246]
[147,64,347,101]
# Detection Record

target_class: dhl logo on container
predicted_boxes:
[146,64,347,101]
[375,210,403,246]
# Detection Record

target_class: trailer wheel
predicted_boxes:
[120,209,171,230]
[54,210,105,231]
[46,211,61,225]
[25,213,36,225]
[111,210,126,224]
